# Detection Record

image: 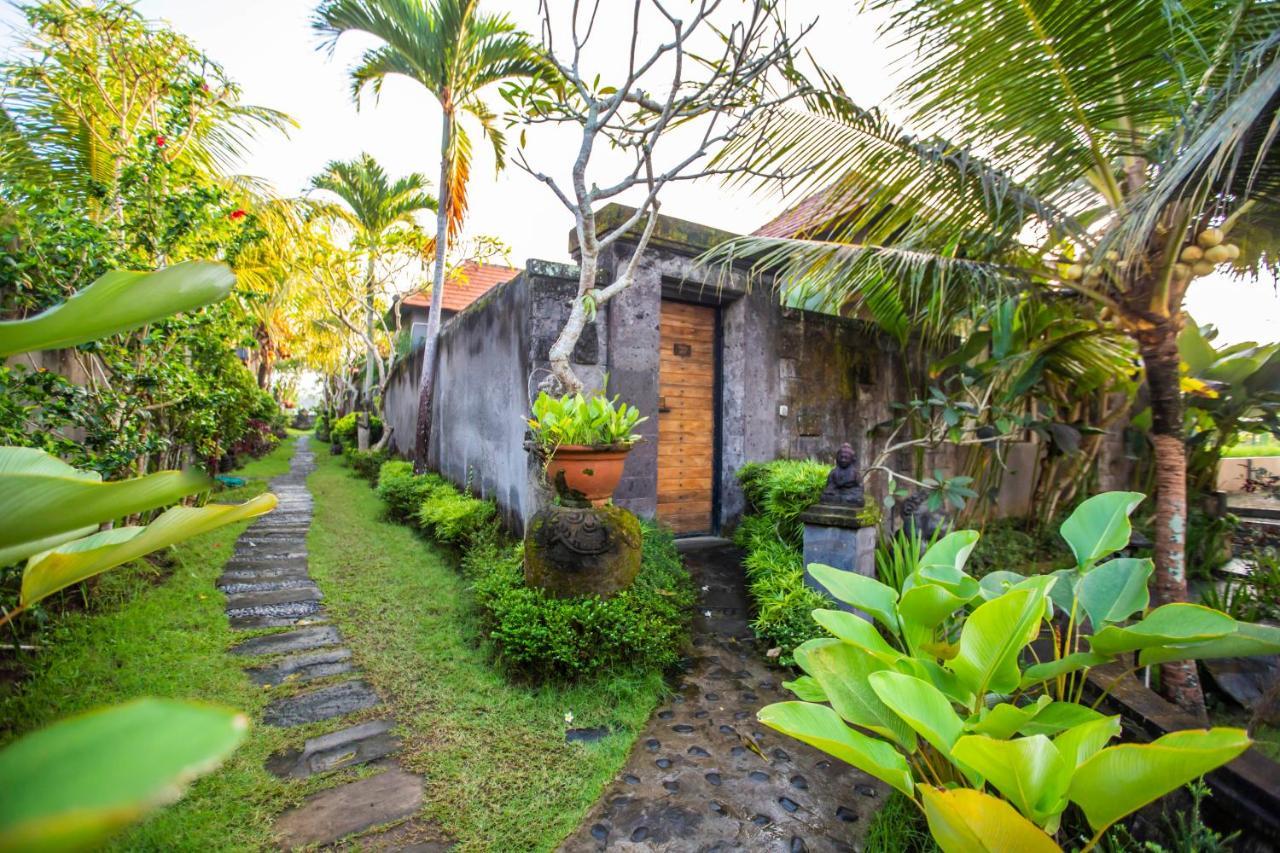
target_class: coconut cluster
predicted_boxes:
[1059,228,1240,282]
[1171,227,1241,282]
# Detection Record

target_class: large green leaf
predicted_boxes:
[918,530,981,574]
[952,734,1071,829]
[1076,558,1152,628]
[782,676,828,703]
[795,639,916,748]
[1017,702,1106,737]
[919,786,1062,853]
[899,579,975,651]
[0,526,97,568]
[1068,728,1252,833]
[811,608,901,661]
[0,262,235,357]
[978,571,1028,601]
[949,578,1053,699]
[809,563,900,635]
[1138,620,1280,666]
[1088,604,1237,656]
[868,671,964,757]
[1052,716,1121,771]
[757,701,915,796]
[0,698,247,851]
[1059,492,1145,570]
[0,448,211,560]
[968,698,1051,739]
[1019,652,1112,690]
[21,494,277,606]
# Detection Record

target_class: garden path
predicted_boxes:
[560,538,887,852]
[219,435,451,851]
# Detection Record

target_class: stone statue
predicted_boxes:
[820,443,865,507]
[899,490,949,541]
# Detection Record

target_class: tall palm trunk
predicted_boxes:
[1137,322,1208,720]
[358,254,377,452]
[414,108,453,473]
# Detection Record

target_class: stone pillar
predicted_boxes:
[799,504,878,615]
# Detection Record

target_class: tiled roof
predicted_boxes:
[403,261,521,313]
[752,186,845,238]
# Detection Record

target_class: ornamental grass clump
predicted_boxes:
[760,491,1280,852]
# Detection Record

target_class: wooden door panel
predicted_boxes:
[657,300,716,534]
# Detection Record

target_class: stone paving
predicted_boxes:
[559,538,887,852]
[220,436,451,851]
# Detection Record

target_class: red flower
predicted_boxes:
[229,208,247,221]
[155,135,166,147]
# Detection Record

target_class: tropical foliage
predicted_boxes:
[760,492,1280,851]
[313,0,545,468]
[527,391,647,452]
[711,0,1280,714]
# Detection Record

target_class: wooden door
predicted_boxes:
[657,300,717,534]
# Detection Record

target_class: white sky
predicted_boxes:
[1,0,1276,345]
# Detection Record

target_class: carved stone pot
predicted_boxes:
[544,444,632,506]
[524,503,642,598]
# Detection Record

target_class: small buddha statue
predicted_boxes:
[820,443,865,507]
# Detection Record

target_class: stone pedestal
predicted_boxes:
[524,504,642,599]
[800,504,878,614]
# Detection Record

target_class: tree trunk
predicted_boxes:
[545,252,596,396]
[1137,324,1208,721]
[358,254,377,453]
[414,109,454,474]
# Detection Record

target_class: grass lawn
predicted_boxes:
[306,447,670,851]
[0,435,304,851]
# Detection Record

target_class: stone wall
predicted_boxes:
[384,205,1037,535]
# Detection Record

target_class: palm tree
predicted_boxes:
[313,0,545,470]
[714,0,1280,715]
[311,152,435,450]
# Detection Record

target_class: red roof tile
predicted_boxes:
[752,186,845,238]
[404,261,520,313]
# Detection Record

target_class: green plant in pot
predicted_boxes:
[527,390,645,505]
[758,491,1280,852]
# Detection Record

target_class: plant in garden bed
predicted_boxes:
[733,461,833,658]
[527,390,646,505]
[760,491,1280,851]
[0,263,272,847]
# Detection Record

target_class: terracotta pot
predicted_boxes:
[545,444,632,505]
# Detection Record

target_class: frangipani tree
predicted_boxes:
[762,492,1280,852]
[710,0,1280,714]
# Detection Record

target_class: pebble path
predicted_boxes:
[559,538,887,852]
[220,435,451,851]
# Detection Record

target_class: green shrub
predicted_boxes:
[344,447,390,483]
[314,412,330,442]
[418,490,497,545]
[375,461,447,525]
[966,517,1065,578]
[733,460,833,658]
[471,522,694,680]
[330,412,383,448]
[739,459,828,547]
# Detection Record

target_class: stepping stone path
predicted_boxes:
[221,436,451,851]
[560,538,886,852]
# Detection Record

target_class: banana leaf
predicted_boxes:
[0,262,235,357]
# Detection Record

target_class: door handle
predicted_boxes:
[658,396,671,413]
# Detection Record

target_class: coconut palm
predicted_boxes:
[313,0,545,470]
[711,0,1280,715]
[310,153,435,450]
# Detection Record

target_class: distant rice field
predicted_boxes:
[1224,442,1280,457]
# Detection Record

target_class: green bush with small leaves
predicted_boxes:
[343,446,390,483]
[361,459,693,681]
[471,522,694,680]
[330,412,383,448]
[375,461,449,525]
[418,490,497,546]
[733,460,835,659]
